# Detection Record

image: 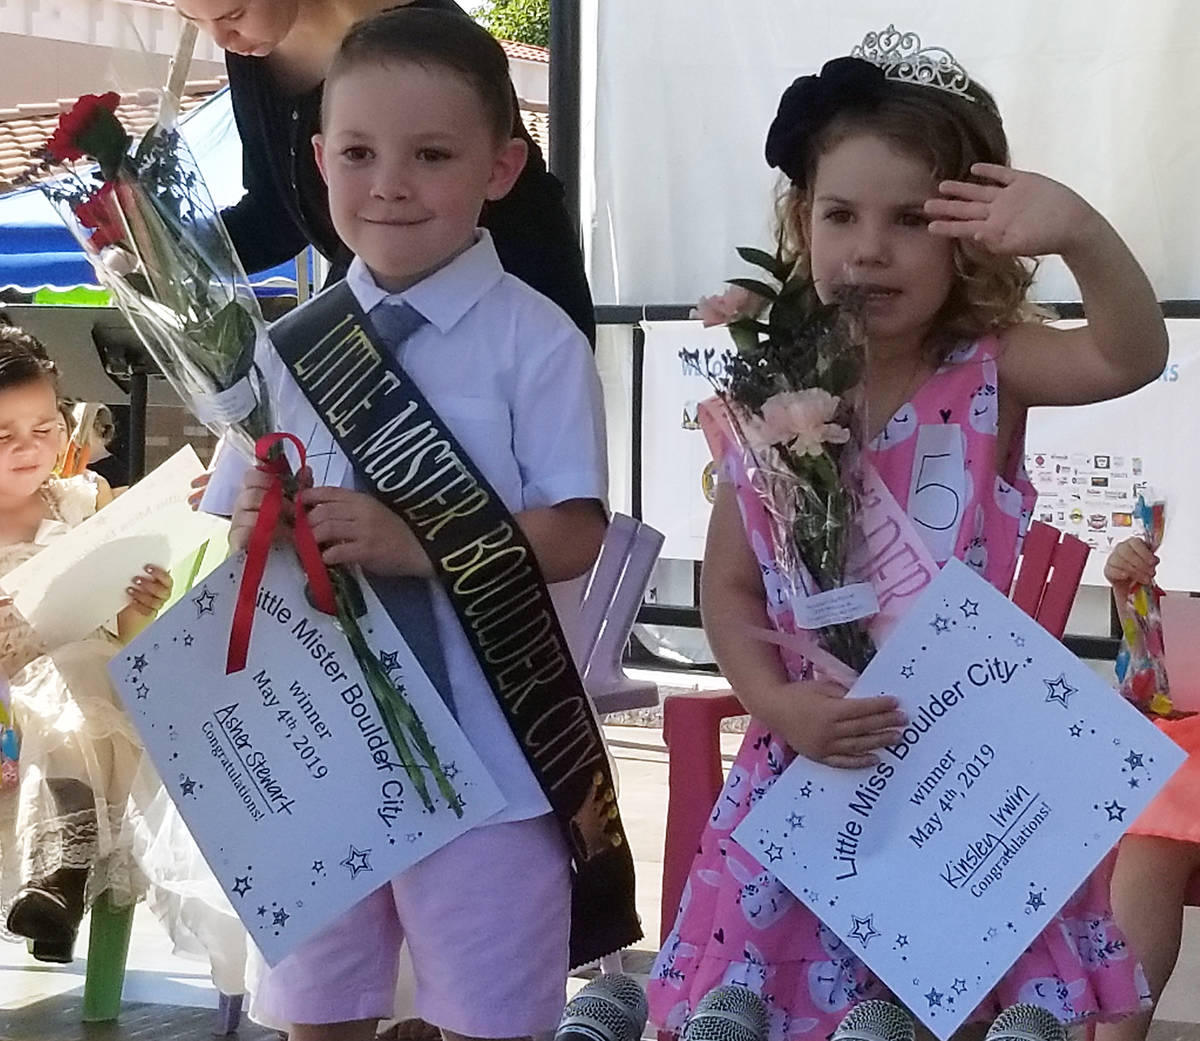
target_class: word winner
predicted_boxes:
[829,656,1022,881]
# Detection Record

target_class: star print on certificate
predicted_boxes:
[764,843,783,863]
[341,844,372,878]
[1043,674,1076,709]
[1025,888,1045,912]
[272,907,290,928]
[1124,750,1145,771]
[1069,723,1083,738]
[1104,800,1127,822]
[959,598,979,618]
[183,632,194,647]
[925,987,943,1009]
[193,588,216,616]
[179,775,197,797]
[848,914,879,947]
[377,650,402,675]
[951,978,967,996]
[130,653,148,672]
[786,813,805,829]
[232,876,252,897]
[901,664,915,679]
[930,615,951,634]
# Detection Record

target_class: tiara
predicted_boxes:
[850,25,982,106]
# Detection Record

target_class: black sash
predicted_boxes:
[270,282,641,967]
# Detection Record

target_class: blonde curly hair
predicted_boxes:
[774,80,1049,353]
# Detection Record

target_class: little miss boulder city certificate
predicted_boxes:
[110,547,504,964]
[737,559,1183,1039]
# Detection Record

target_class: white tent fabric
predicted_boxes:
[582,0,1200,306]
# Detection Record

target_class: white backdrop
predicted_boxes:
[582,0,1200,306]
[637,320,1200,590]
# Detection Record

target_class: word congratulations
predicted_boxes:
[829,657,1020,880]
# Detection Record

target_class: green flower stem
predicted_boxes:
[329,569,463,818]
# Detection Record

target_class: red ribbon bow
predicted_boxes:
[226,433,338,675]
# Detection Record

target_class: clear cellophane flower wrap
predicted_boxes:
[695,249,876,673]
[1115,497,1175,717]
[27,91,460,814]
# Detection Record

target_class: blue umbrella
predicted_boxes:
[0,87,299,294]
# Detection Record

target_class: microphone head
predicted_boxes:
[985,1005,1067,1041]
[558,973,648,1041]
[831,1001,916,1041]
[682,984,768,1041]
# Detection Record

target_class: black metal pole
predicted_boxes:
[128,372,147,482]
[631,325,644,521]
[548,0,582,234]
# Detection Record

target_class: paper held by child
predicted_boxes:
[108,544,505,965]
[736,560,1185,1041]
[1,446,226,647]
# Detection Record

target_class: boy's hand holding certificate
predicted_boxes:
[738,559,1184,1040]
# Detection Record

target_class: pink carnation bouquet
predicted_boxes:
[695,248,874,671]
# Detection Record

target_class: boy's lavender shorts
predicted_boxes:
[252,814,571,1036]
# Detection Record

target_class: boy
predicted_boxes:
[209,9,638,1041]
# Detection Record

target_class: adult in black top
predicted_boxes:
[176,0,595,342]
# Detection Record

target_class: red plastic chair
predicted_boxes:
[659,521,1089,942]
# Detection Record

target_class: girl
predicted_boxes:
[648,33,1167,1041]
[1096,537,1200,1041]
[0,324,171,963]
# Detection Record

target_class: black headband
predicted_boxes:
[764,56,889,186]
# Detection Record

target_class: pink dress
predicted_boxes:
[647,337,1149,1040]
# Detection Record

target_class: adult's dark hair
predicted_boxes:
[0,322,60,397]
[325,7,517,141]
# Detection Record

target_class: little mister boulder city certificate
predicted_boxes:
[737,559,1184,1040]
[110,546,504,964]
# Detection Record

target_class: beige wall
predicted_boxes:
[0,33,224,109]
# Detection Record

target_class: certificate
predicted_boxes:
[736,559,1184,1039]
[110,547,505,964]
[3,446,226,647]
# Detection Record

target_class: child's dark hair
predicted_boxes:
[0,321,60,398]
[325,8,517,141]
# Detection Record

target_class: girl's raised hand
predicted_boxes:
[925,163,1099,259]
[770,679,906,769]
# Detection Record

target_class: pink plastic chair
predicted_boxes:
[659,521,1090,942]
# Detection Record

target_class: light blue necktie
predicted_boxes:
[362,300,456,716]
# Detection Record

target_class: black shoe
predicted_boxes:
[6,867,87,956]
[30,936,75,964]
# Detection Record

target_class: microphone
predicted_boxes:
[985,1005,1067,1041]
[556,973,648,1041]
[681,984,768,1041]
[831,1001,916,1041]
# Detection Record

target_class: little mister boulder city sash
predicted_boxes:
[270,281,641,967]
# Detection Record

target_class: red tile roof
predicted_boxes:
[0,81,226,194]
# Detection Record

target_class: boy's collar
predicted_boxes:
[345,230,505,335]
